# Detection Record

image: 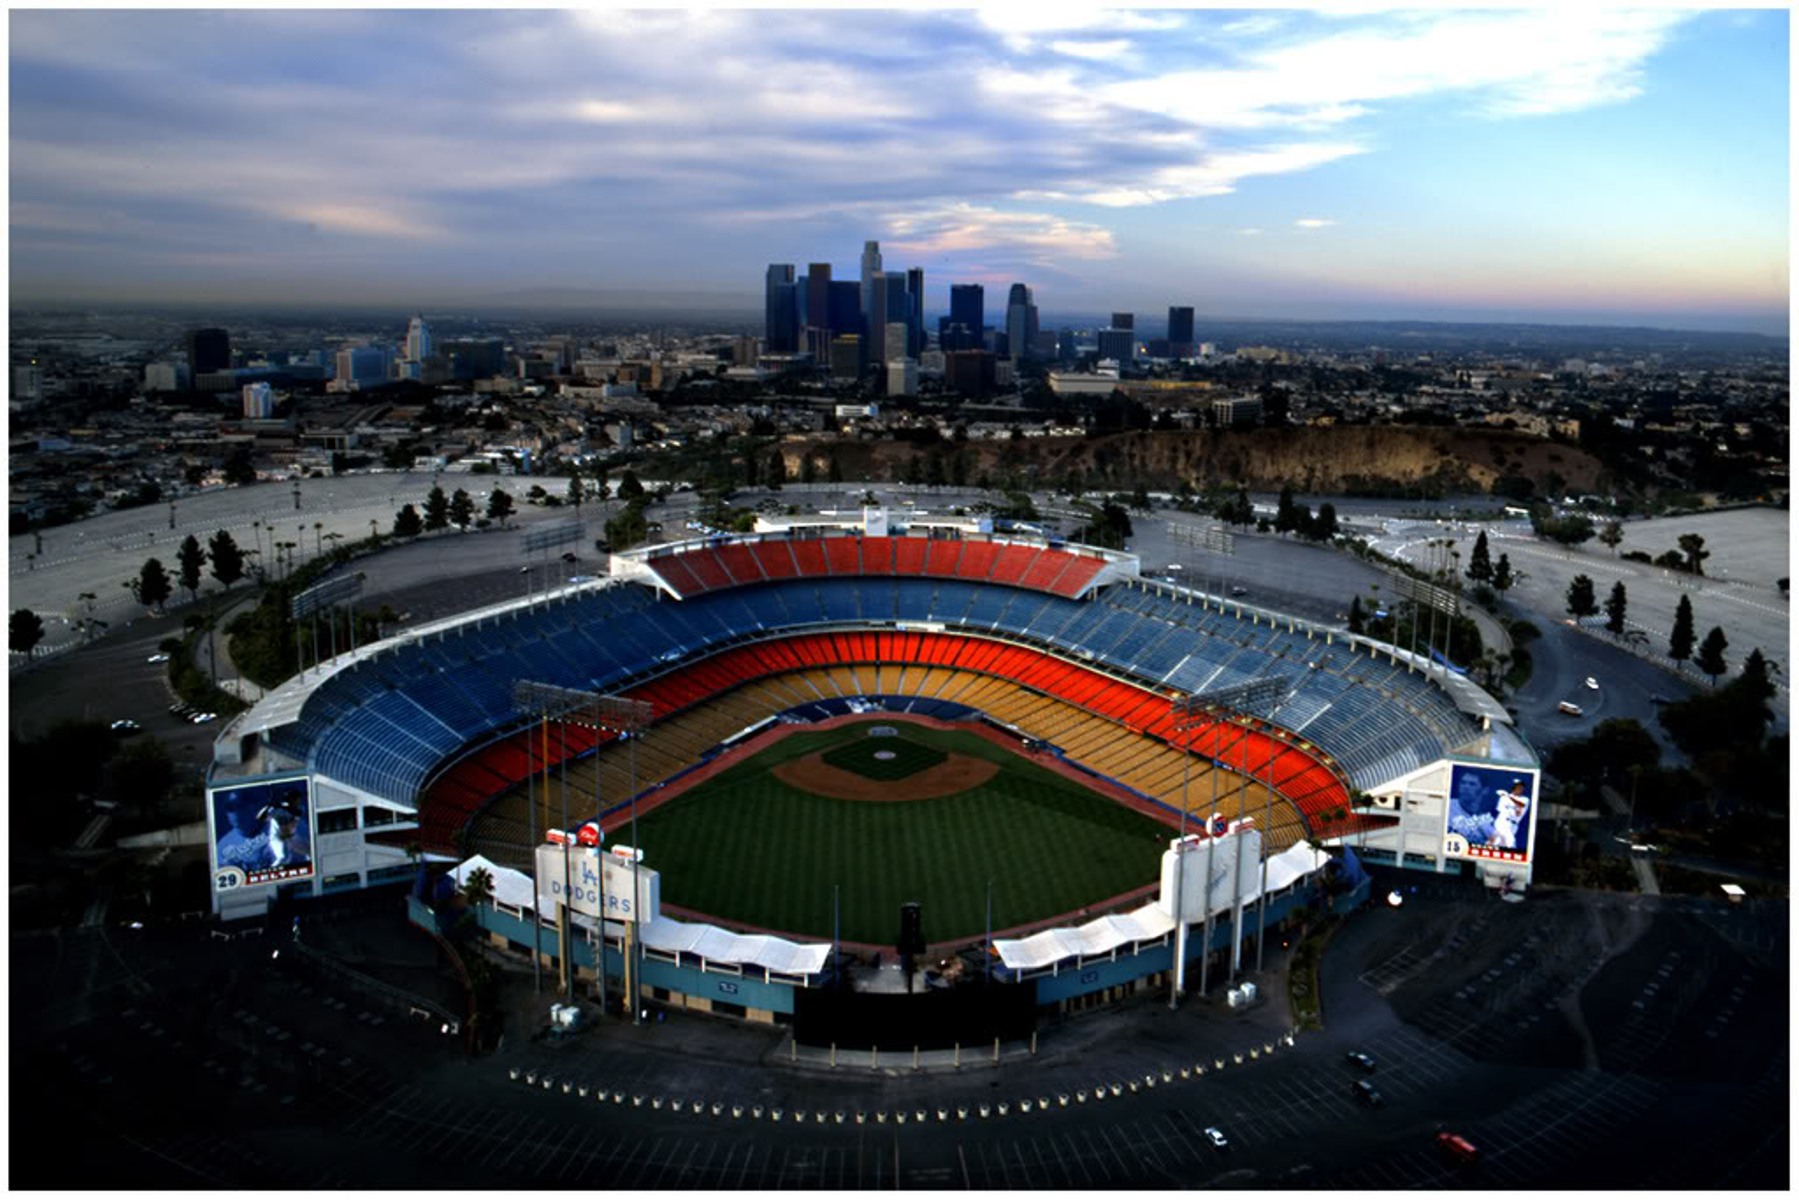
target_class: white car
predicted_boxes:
[1203,1126,1229,1150]
[191,711,217,724]
[1585,677,1600,690]
[147,652,170,664]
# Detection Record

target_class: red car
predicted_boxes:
[1436,1132,1480,1164]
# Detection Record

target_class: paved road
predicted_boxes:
[16,876,1783,1189]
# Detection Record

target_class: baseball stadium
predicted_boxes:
[206,511,1539,1041]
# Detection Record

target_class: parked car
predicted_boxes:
[110,718,142,735]
[1345,1051,1377,1073]
[1435,1131,1480,1163]
[1351,1079,1384,1107]
[146,652,170,664]
[1202,1126,1229,1151]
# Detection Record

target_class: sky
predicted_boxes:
[7,6,1790,334]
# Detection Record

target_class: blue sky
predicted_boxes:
[8,7,1789,333]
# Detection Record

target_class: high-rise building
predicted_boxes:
[143,362,189,392]
[829,334,862,382]
[943,349,994,396]
[406,315,432,363]
[1167,306,1195,358]
[442,337,506,380]
[906,268,925,356]
[805,263,833,359]
[242,381,274,419]
[883,322,911,366]
[1005,283,1039,362]
[187,327,231,375]
[886,356,918,397]
[868,272,889,371]
[950,284,984,338]
[1110,312,1134,332]
[334,345,391,389]
[882,274,911,351]
[765,264,798,353]
[859,241,882,345]
[1096,327,1135,365]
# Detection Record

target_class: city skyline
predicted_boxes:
[9,8,1790,335]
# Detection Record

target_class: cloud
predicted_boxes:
[881,203,1118,263]
[1295,218,1336,229]
[1049,39,1135,62]
[5,7,1719,302]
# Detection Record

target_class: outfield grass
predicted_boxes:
[632,722,1172,944]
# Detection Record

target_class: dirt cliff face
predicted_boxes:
[801,427,1607,498]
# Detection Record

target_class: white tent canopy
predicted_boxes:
[450,855,536,910]
[994,839,1332,972]
[993,903,1175,971]
[639,916,831,977]
[450,856,830,977]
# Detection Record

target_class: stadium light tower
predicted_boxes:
[513,681,654,1006]
[1172,674,1292,1002]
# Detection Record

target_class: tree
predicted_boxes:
[1603,581,1628,635]
[486,488,515,528]
[222,446,257,485]
[393,503,424,538]
[1677,533,1709,577]
[1669,594,1695,663]
[1467,530,1492,583]
[462,865,495,935]
[1565,573,1598,620]
[1346,594,1365,635]
[827,453,844,484]
[567,475,585,510]
[1306,502,1338,542]
[1275,484,1300,535]
[766,451,787,490]
[10,609,45,658]
[617,470,645,501]
[1598,520,1624,557]
[176,533,207,603]
[449,488,476,531]
[134,557,173,613]
[208,529,244,590]
[1695,625,1729,685]
[423,485,450,532]
[1492,553,1515,594]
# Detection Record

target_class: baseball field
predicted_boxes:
[629,718,1175,946]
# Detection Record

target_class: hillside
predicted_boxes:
[796,427,1609,499]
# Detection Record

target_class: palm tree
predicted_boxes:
[462,866,496,936]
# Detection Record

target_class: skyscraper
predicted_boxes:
[868,271,889,370]
[829,280,864,372]
[187,327,231,375]
[1167,306,1195,358]
[1005,283,1038,362]
[406,314,432,363]
[806,262,833,359]
[882,274,911,366]
[946,284,984,352]
[765,264,798,353]
[859,241,882,344]
[1111,312,1134,331]
[906,268,925,356]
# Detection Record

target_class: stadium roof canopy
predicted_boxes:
[450,856,831,977]
[992,840,1332,971]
